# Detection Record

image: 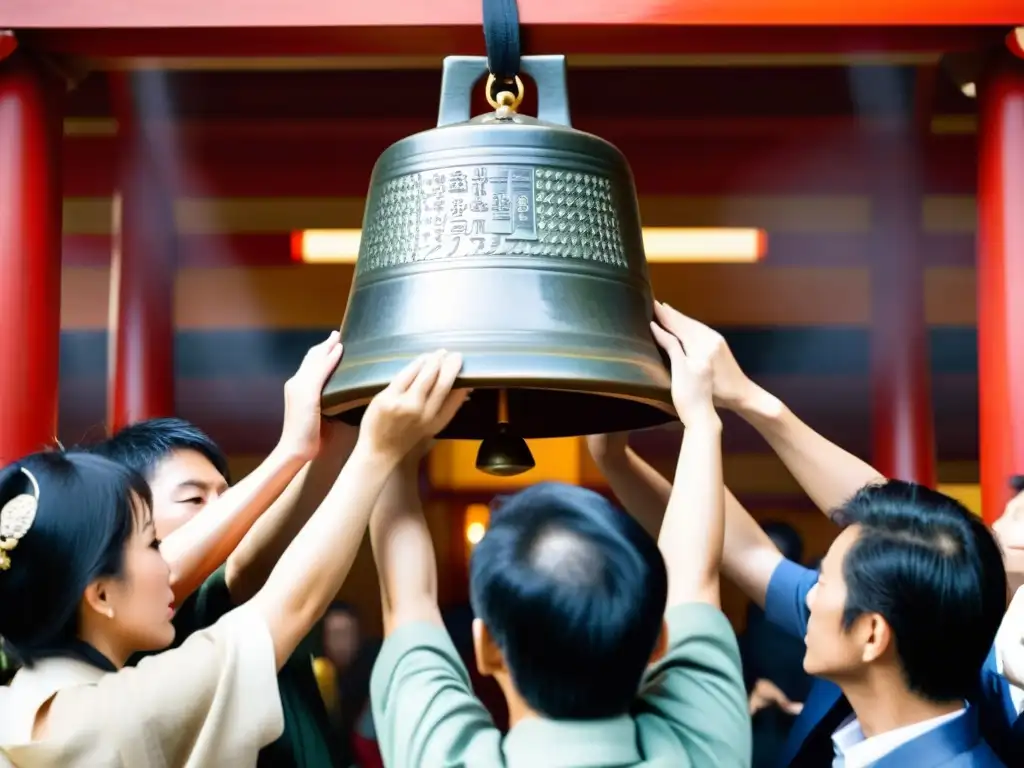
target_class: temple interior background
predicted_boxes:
[54,60,981,633]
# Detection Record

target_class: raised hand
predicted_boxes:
[280,331,344,461]
[361,350,469,462]
[653,302,756,411]
[650,310,717,428]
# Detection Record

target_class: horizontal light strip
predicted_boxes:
[292,227,767,265]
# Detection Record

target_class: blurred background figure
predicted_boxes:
[314,603,383,768]
[323,602,362,679]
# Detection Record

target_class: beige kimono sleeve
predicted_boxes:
[1,603,284,768]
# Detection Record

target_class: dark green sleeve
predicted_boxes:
[171,565,236,644]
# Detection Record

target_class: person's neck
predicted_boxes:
[505,694,541,729]
[495,672,541,729]
[76,628,128,670]
[840,668,963,739]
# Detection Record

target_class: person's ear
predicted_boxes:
[82,579,117,620]
[859,613,892,664]
[472,618,505,677]
[648,619,668,665]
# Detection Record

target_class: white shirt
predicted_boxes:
[831,707,966,768]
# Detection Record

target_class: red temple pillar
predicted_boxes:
[977,55,1024,524]
[870,143,937,486]
[106,73,176,433]
[0,53,63,465]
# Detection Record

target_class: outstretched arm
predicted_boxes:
[734,386,884,513]
[369,446,442,636]
[159,333,343,605]
[650,305,726,609]
[638,303,752,767]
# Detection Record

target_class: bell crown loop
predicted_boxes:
[485,73,525,115]
[438,55,572,128]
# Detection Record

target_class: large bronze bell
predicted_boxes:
[322,55,674,473]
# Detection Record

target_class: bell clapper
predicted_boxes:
[475,389,536,477]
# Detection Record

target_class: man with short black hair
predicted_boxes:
[469,483,670,721]
[366,301,751,767]
[795,480,1006,766]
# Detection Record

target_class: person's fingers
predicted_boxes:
[407,350,445,402]
[311,343,344,386]
[384,353,431,394]
[424,352,464,415]
[650,321,686,364]
[310,330,341,357]
[654,301,714,351]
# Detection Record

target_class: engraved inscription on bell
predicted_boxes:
[357,165,628,274]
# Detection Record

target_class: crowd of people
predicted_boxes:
[0,304,1023,767]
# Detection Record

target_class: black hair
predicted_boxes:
[0,451,153,666]
[469,482,668,719]
[91,417,231,484]
[834,480,1007,703]
[1010,475,1024,494]
[762,520,804,563]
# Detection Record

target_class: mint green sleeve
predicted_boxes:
[634,602,752,767]
[370,621,504,768]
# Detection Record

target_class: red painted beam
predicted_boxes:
[66,67,940,123]
[19,25,1007,60]
[5,0,1022,28]
[60,125,980,197]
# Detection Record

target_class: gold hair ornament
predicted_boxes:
[0,468,40,571]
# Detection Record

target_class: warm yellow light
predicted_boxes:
[643,227,766,263]
[464,503,491,547]
[292,227,766,265]
[466,521,487,545]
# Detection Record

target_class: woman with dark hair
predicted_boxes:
[0,348,467,767]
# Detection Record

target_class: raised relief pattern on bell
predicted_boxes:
[357,166,627,274]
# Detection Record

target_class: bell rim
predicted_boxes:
[322,379,676,438]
